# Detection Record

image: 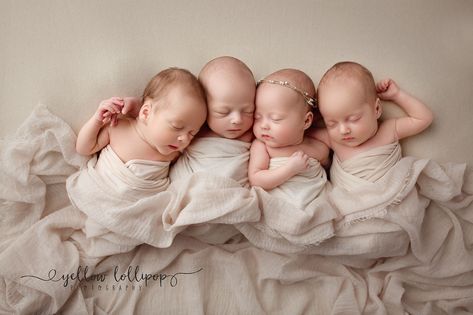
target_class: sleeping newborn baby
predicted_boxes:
[70,68,207,250]
[167,56,258,243]
[169,56,256,187]
[249,68,329,208]
[236,69,337,252]
[310,61,433,190]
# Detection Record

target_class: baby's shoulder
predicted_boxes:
[109,118,132,135]
[108,118,138,148]
[302,137,330,161]
[374,119,398,144]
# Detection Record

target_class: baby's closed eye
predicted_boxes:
[348,115,361,122]
[215,111,229,116]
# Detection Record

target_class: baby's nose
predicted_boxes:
[259,117,270,129]
[230,112,242,124]
[339,124,350,134]
[178,134,190,143]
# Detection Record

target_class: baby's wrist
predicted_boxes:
[392,89,409,103]
[93,116,105,127]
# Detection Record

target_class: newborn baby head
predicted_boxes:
[199,56,256,139]
[317,61,382,148]
[254,69,316,148]
[138,68,207,156]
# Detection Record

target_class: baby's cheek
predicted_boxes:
[327,129,337,140]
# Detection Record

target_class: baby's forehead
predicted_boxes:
[201,57,254,81]
[320,66,375,95]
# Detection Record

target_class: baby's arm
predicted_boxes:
[248,140,309,190]
[76,97,123,155]
[377,79,434,140]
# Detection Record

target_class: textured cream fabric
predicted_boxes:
[170,137,251,187]
[0,105,472,314]
[331,142,402,189]
[1,1,473,314]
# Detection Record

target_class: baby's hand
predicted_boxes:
[287,151,309,174]
[94,97,124,127]
[121,97,143,118]
[376,79,401,101]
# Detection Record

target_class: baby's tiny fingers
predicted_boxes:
[111,104,122,113]
[111,99,124,107]
[112,114,119,126]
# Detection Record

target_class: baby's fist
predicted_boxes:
[376,79,400,101]
[95,97,124,126]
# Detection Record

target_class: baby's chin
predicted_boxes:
[334,138,365,148]
[257,137,284,148]
[217,130,248,139]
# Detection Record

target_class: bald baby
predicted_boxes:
[198,56,256,142]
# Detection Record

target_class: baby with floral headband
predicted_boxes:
[248,69,329,208]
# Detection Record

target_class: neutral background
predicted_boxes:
[1,0,472,167]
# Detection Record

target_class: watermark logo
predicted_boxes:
[20,265,203,291]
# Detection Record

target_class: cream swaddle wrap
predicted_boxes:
[90,145,170,193]
[310,142,423,258]
[330,142,402,191]
[327,143,405,253]
[170,137,251,186]
[170,137,253,243]
[67,145,171,251]
[267,156,327,208]
[237,157,337,253]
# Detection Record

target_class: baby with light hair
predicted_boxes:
[77,68,207,165]
[310,61,433,189]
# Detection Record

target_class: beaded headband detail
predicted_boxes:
[257,79,317,108]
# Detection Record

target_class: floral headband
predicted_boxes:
[257,79,317,108]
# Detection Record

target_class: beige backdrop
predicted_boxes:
[1,0,472,167]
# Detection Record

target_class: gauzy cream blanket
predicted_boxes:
[0,106,260,314]
[237,157,338,252]
[169,136,252,244]
[330,142,402,190]
[67,144,171,253]
[1,106,473,314]
[170,136,251,187]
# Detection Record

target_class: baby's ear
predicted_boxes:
[139,102,152,123]
[304,111,314,130]
[375,98,382,119]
